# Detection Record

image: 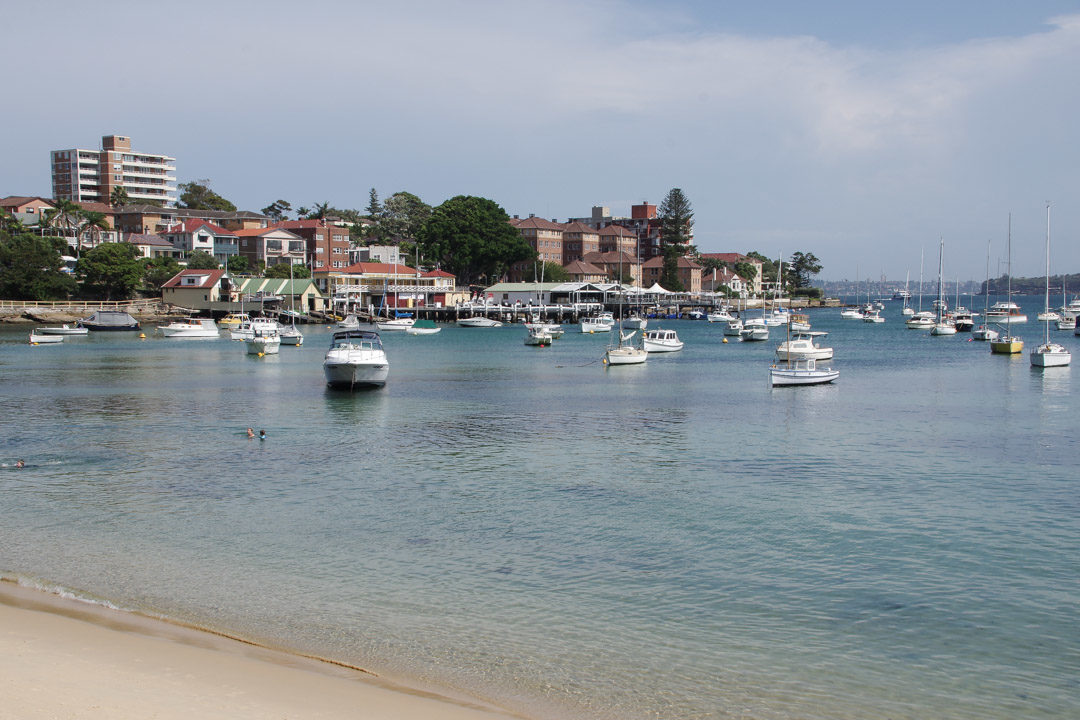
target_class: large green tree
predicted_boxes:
[787,251,822,289]
[143,256,182,291]
[261,199,292,221]
[264,262,310,279]
[76,242,143,300]
[185,250,220,269]
[177,180,237,212]
[417,196,533,286]
[379,191,431,241]
[0,231,76,299]
[658,188,694,291]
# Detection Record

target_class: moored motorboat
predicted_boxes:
[37,324,88,336]
[642,327,684,352]
[376,316,415,331]
[739,317,769,341]
[323,330,389,388]
[775,331,833,361]
[78,310,140,331]
[159,318,220,338]
[246,328,280,355]
[279,325,304,346]
[985,301,1027,324]
[231,316,282,341]
[769,357,839,386]
[524,326,553,346]
[905,311,936,329]
[580,313,614,333]
[218,312,249,328]
[458,316,503,328]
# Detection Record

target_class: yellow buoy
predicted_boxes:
[722,338,728,343]
[139,333,146,339]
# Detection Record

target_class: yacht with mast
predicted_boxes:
[990,215,1024,355]
[1031,204,1070,367]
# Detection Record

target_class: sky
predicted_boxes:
[4,0,1080,282]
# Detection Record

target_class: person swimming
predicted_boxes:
[247,428,255,439]
[14,460,25,468]
[258,429,266,440]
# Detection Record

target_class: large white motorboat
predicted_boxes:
[524,320,563,338]
[323,330,389,388]
[524,326,553,346]
[622,315,648,330]
[1031,204,1071,368]
[37,324,88,336]
[707,309,734,323]
[642,327,684,352]
[985,301,1028,324]
[231,316,283,341]
[159,318,220,338]
[839,306,864,319]
[246,328,280,355]
[905,311,936,329]
[863,308,885,323]
[775,331,833,361]
[458,316,503,328]
[723,318,743,336]
[769,357,839,386]
[740,317,769,341]
[580,313,614,333]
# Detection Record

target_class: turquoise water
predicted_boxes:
[1,296,1078,719]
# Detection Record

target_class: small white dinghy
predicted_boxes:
[38,324,88,336]
[769,357,839,387]
[29,331,64,344]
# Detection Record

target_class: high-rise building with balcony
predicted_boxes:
[51,134,177,206]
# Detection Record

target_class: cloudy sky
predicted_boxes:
[4,0,1079,281]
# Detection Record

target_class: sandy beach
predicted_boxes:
[0,581,524,720]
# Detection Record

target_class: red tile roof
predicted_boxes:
[510,216,565,231]
[161,269,225,289]
[163,219,234,236]
[562,221,600,234]
[232,227,301,238]
[316,262,418,275]
[422,269,456,278]
[563,260,607,275]
[598,225,636,237]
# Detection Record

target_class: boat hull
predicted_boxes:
[38,325,88,335]
[323,360,389,387]
[769,367,839,386]
[458,317,503,328]
[1030,344,1071,367]
[990,338,1024,354]
[605,347,647,365]
[29,332,64,344]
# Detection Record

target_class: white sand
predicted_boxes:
[0,582,524,720]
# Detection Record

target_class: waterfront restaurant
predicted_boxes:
[314,262,463,316]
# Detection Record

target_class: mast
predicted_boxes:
[1007,214,1012,336]
[1044,203,1051,344]
[917,250,924,313]
[936,237,944,323]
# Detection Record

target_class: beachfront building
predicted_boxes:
[563,260,608,283]
[642,255,703,293]
[51,134,177,207]
[561,222,600,264]
[349,244,402,266]
[0,196,54,227]
[314,262,463,315]
[233,277,328,315]
[162,220,239,264]
[123,234,183,259]
[234,227,306,268]
[583,250,642,287]
[271,219,351,269]
[701,266,748,297]
[698,253,763,295]
[114,205,270,236]
[598,224,637,255]
[161,268,231,307]
[509,215,564,282]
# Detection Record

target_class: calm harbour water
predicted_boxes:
[1,295,1078,720]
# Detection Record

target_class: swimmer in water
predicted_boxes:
[247,427,255,439]
[259,429,266,440]
[15,460,25,468]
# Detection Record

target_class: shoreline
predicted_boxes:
[0,578,527,720]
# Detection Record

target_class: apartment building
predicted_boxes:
[642,255,703,293]
[509,215,564,281]
[560,221,600,264]
[51,135,177,206]
[271,219,351,269]
[234,227,307,268]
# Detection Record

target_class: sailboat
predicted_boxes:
[840,264,863,318]
[901,271,914,316]
[605,255,647,365]
[930,238,957,336]
[1030,203,1070,367]
[906,248,935,328]
[279,263,304,346]
[990,214,1024,355]
[972,240,999,341]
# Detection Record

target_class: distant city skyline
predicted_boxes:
[3,1,1079,281]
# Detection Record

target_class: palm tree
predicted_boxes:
[44,199,82,251]
[78,210,111,251]
[109,186,130,208]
